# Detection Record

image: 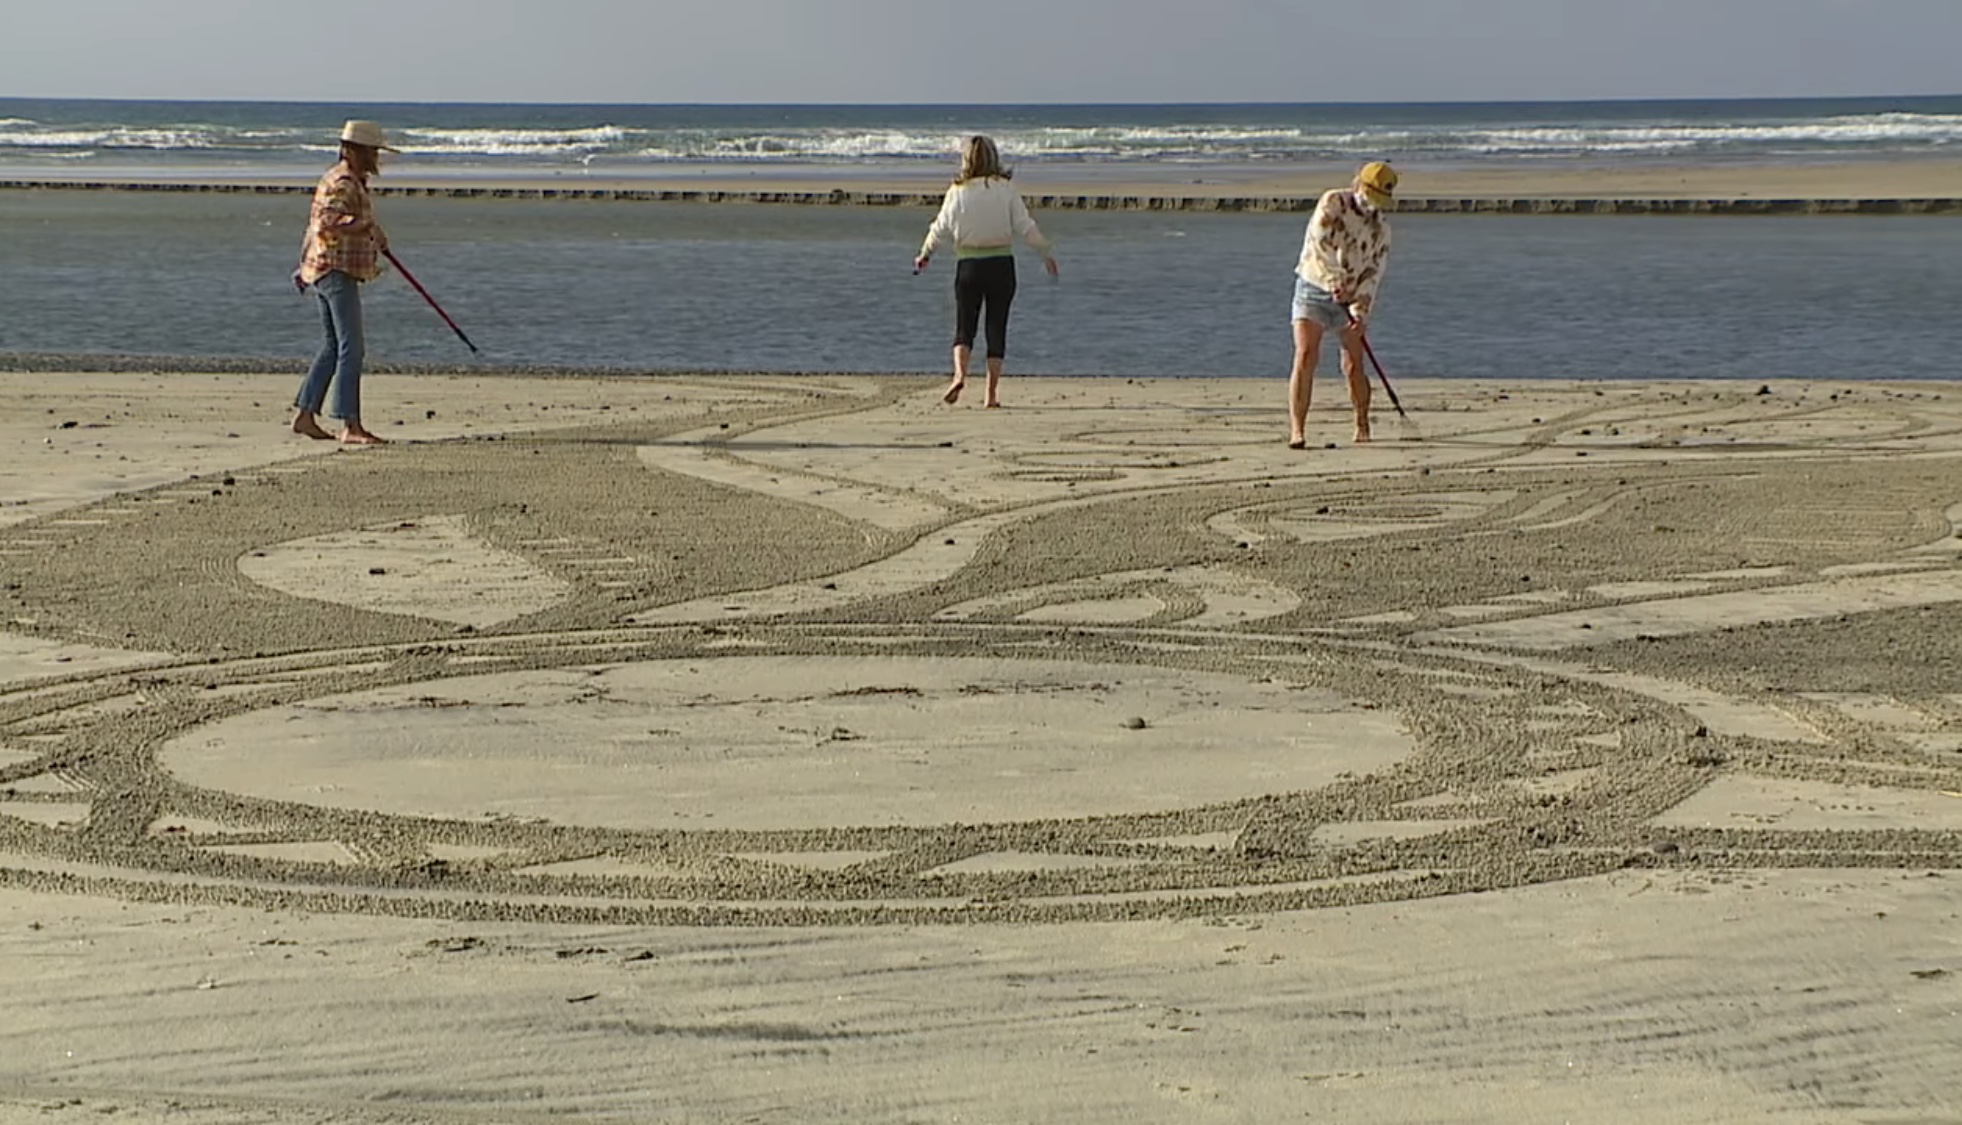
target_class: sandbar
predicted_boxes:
[6,156,1962,209]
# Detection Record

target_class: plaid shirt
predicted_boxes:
[297,162,384,284]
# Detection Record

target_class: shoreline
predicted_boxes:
[9,353,1958,382]
[6,156,1961,212]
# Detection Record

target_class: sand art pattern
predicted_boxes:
[5,375,1962,927]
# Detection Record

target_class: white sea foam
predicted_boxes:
[0,126,221,150]
[3,107,1960,164]
[620,114,1962,163]
[397,125,632,157]
[1457,115,1962,155]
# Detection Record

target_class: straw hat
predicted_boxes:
[1357,161,1398,209]
[339,120,400,152]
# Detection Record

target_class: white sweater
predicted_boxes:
[919,177,1054,260]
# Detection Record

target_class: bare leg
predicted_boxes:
[1341,327,1372,443]
[984,357,1004,408]
[944,345,970,404]
[290,410,334,440]
[1287,318,1323,448]
[338,420,388,446]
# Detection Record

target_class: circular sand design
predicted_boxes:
[8,593,1962,925]
[7,386,1962,926]
[161,656,1412,832]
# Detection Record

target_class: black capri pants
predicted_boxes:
[953,255,1018,359]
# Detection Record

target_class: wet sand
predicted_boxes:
[3,370,1962,1122]
[7,156,1962,208]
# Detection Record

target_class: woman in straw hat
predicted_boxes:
[291,120,399,445]
[915,135,1059,408]
[1287,161,1397,447]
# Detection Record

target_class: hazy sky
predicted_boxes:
[4,0,1957,104]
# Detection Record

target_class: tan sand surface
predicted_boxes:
[3,371,1962,1122]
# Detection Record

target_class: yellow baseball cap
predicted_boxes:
[1357,161,1398,208]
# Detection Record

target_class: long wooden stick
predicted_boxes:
[1353,325,1406,418]
[384,249,479,354]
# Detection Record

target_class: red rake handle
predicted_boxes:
[1353,324,1406,418]
[385,249,479,354]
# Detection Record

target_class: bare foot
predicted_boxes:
[338,426,388,446]
[1287,436,1307,450]
[984,399,1001,409]
[1352,424,1372,444]
[291,412,333,440]
[942,380,965,405]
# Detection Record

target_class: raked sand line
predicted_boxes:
[1418,567,1962,651]
[636,425,955,534]
[1416,646,1828,745]
[934,565,1301,628]
[626,504,1026,624]
[237,514,574,628]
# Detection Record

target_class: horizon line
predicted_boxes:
[2,92,1959,109]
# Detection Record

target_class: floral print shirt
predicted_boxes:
[297,162,384,284]
[1296,188,1392,321]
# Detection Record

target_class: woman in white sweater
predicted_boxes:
[915,136,1059,407]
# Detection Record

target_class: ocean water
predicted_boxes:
[3,96,1961,175]
[3,98,1959,382]
[3,190,1959,381]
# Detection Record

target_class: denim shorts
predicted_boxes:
[1290,275,1351,331]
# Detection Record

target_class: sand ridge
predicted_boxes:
[8,156,1962,208]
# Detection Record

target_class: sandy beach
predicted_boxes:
[4,369,1962,1123]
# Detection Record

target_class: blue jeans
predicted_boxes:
[296,270,364,422]
[1290,274,1351,332]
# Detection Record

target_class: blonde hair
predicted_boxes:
[956,135,1010,183]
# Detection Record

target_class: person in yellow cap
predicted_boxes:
[290,120,400,445]
[1287,160,1397,447]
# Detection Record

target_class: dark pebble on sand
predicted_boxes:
[1123,717,1149,730]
